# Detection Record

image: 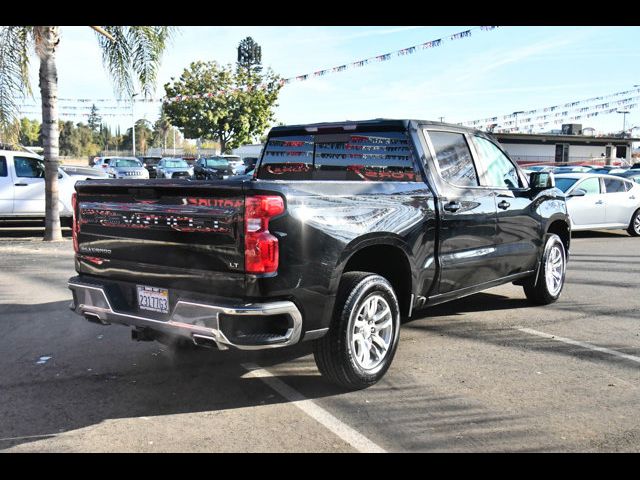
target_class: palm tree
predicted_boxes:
[0,26,174,241]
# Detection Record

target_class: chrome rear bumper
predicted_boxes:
[68,277,302,350]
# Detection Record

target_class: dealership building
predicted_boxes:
[493,124,639,166]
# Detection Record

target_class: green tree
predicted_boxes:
[58,120,75,155]
[151,111,171,148]
[87,104,101,132]
[237,36,262,74]
[99,123,112,151]
[18,117,41,146]
[162,60,281,153]
[122,119,153,154]
[0,26,174,241]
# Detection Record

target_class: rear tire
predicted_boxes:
[627,209,640,237]
[523,233,566,305]
[313,272,401,390]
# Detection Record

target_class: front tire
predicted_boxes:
[523,233,566,305]
[313,272,401,390]
[627,209,640,237]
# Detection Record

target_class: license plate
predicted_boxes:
[137,285,169,314]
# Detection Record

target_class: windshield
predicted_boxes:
[555,178,579,192]
[111,158,141,168]
[204,158,230,168]
[163,159,189,168]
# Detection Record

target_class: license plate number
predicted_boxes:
[137,285,169,314]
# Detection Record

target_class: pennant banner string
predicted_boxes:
[461,87,640,127]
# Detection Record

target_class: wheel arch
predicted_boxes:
[546,217,571,255]
[332,234,416,318]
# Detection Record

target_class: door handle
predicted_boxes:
[498,200,511,210]
[595,200,604,205]
[14,183,28,186]
[630,196,636,200]
[443,201,462,213]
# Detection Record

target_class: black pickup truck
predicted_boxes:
[68,119,570,389]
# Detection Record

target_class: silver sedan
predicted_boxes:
[555,173,640,236]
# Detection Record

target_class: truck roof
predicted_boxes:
[269,118,480,136]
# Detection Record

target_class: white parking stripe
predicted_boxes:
[516,327,640,364]
[241,363,387,453]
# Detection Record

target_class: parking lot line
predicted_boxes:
[516,327,640,364]
[241,363,387,453]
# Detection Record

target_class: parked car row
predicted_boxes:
[523,163,638,177]
[91,155,253,180]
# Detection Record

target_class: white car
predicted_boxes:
[555,173,640,236]
[221,155,246,175]
[93,156,149,179]
[0,149,107,221]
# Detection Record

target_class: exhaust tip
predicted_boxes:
[84,312,109,325]
[192,334,220,349]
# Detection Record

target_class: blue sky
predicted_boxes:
[19,26,640,136]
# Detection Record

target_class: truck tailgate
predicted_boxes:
[74,180,245,293]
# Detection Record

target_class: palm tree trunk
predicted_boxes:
[37,26,62,241]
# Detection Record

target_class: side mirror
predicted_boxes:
[569,188,586,197]
[529,171,555,189]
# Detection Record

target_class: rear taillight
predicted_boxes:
[72,192,79,253]
[244,195,285,274]
[101,164,108,168]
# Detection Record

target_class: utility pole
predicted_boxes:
[618,110,630,137]
[438,116,445,123]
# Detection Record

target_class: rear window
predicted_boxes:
[163,159,189,168]
[0,157,6,177]
[203,158,230,168]
[111,158,141,168]
[259,135,315,180]
[258,131,417,181]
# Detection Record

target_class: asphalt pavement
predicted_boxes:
[1,226,639,452]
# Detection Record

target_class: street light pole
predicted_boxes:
[131,93,138,156]
[618,110,630,137]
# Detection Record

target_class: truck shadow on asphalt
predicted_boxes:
[0,299,348,450]
[0,298,560,452]
[406,293,640,369]
[407,292,530,320]
[571,230,631,239]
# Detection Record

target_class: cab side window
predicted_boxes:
[428,131,479,187]
[14,157,45,178]
[0,157,7,177]
[472,136,522,189]
[577,177,601,195]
